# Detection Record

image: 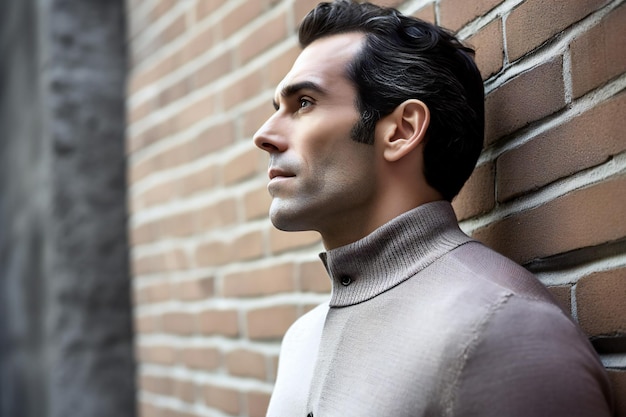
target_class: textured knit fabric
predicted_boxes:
[266,201,614,417]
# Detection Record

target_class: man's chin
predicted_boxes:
[269,206,312,232]
[269,216,308,232]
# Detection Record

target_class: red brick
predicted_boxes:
[196,198,239,231]
[203,384,240,415]
[141,375,173,396]
[131,210,202,246]
[139,401,162,417]
[223,71,265,111]
[243,184,272,221]
[130,4,187,62]
[149,0,177,21]
[239,11,288,64]
[166,410,197,417]
[222,146,264,185]
[130,222,159,246]
[140,345,178,366]
[132,105,209,156]
[191,120,235,158]
[299,260,331,293]
[608,371,626,417]
[142,281,173,304]
[576,268,626,337]
[137,180,176,209]
[162,211,196,238]
[173,379,196,403]
[221,1,266,40]
[247,305,298,340]
[129,136,184,174]
[198,309,239,337]
[135,314,159,334]
[196,0,223,21]
[265,44,300,86]
[157,77,190,109]
[128,50,184,99]
[485,57,564,144]
[128,121,169,153]
[496,91,626,202]
[180,347,220,371]
[506,0,608,62]
[223,263,295,297]
[371,0,404,7]
[195,240,231,266]
[162,312,197,335]
[175,95,216,132]
[571,2,626,98]
[160,14,187,46]
[247,391,272,417]
[303,303,321,315]
[293,0,323,24]
[128,99,154,125]
[243,99,274,139]
[225,349,267,380]
[193,50,233,89]
[269,228,321,254]
[473,175,626,264]
[128,157,154,184]
[181,24,215,63]
[133,249,189,275]
[440,0,503,31]
[179,165,219,197]
[130,54,152,75]
[467,18,504,80]
[232,230,265,262]
[153,282,175,303]
[177,277,214,301]
[546,285,572,314]
[240,228,272,261]
[452,162,495,221]
[412,4,436,24]
[134,180,175,210]
[268,354,279,383]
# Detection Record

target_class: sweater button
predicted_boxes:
[340,275,352,286]
[307,413,314,417]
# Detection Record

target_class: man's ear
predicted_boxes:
[377,99,430,162]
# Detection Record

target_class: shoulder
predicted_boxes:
[425,243,614,415]
[451,294,614,416]
[267,302,329,416]
[441,240,559,304]
[278,302,328,363]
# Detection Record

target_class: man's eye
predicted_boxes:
[299,97,313,109]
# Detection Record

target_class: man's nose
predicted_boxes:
[253,116,287,153]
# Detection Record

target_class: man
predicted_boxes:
[253,1,614,416]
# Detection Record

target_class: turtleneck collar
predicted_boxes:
[319,201,473,307]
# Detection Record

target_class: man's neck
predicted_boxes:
[320,191,445,250]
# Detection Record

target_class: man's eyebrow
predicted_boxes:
[272,81,328,109]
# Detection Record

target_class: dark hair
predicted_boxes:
[299,0,485,201]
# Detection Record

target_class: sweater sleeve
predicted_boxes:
[452,295,614,417]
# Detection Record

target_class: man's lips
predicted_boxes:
[268,168,295,180]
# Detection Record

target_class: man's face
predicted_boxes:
[253,33,378,247]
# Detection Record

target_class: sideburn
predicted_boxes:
[350,109,377,145]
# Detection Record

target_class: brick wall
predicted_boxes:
[124,0,626,416]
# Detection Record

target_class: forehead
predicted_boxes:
[277,32,365,96]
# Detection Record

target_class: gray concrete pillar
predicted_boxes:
[0,0,136,416]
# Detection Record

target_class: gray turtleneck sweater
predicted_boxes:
[266,201,613,417]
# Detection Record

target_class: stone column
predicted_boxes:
[0,0,136,416]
